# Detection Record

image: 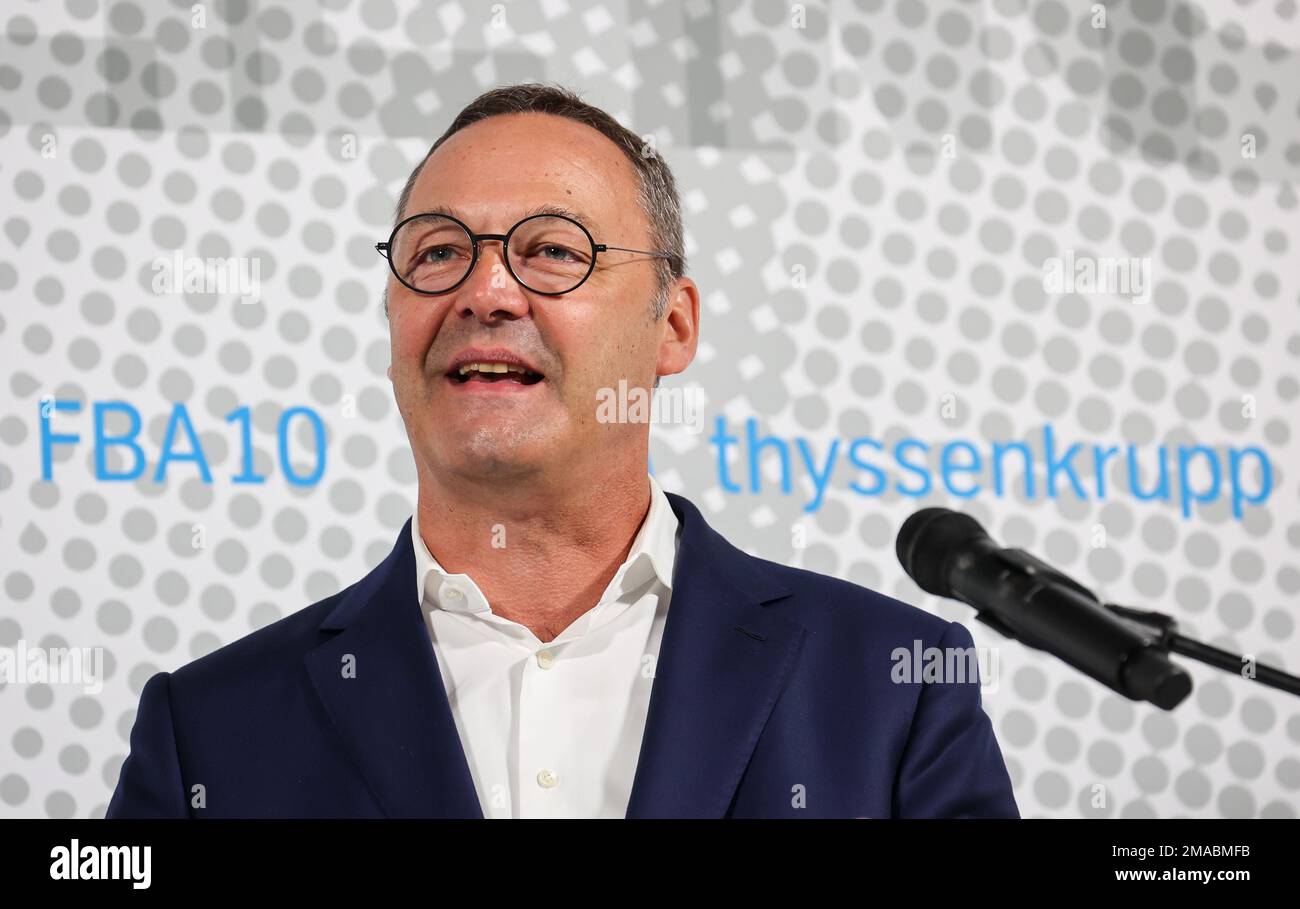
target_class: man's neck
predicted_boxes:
[414,468,653,643]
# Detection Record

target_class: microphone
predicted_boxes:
[896,507,1192,710]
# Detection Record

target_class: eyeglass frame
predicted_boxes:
[376,210,677,297]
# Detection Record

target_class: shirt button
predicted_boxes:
[536,650,555,670]
[442,586,464,602]
[536,769,559,789]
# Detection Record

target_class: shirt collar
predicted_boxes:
[604,472,678,596]
[411,473,679,615]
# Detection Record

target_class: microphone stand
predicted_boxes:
[972,548,1300,704]
[1104,603,1300,698]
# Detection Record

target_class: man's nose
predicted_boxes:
[455,239,531,321]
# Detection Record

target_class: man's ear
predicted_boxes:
[655,276,700,383]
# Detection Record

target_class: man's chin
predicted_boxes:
[436,433,553,483]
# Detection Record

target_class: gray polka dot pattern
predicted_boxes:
[1,1,1298,819]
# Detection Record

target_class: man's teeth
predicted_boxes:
[456,362,535,376]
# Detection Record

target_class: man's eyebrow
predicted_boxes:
[517,203,595,229]
[419,203,460,220]
[412,203,598,231]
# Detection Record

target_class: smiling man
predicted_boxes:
[107,83,1018,819]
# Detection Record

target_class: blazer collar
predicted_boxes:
[303,491,804,818]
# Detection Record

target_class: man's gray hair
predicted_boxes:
[385,83,686,321]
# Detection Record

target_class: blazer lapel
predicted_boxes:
[625,493,805,818]
[301,497,806,820]
[303,520,483,818]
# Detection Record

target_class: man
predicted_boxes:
[107,83,1018,819]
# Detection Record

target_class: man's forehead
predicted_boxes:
[431,110,627,165]
[407,113,639,220]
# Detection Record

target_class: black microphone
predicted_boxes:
[896,508,1192,710]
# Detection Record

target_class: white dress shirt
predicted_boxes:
[410,473,680,819]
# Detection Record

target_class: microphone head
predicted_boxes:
[896,508,992,598]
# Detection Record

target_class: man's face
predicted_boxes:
[387,112,679,485]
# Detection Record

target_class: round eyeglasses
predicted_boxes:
[376,212,677,297]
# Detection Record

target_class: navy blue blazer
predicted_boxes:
[107,492,1019,818]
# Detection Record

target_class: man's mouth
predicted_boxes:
[447,361,545,386]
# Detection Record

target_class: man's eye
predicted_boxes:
[419,246,456,262]
[537,244,579,261]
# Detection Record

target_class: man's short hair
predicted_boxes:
[387,83,686,321]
